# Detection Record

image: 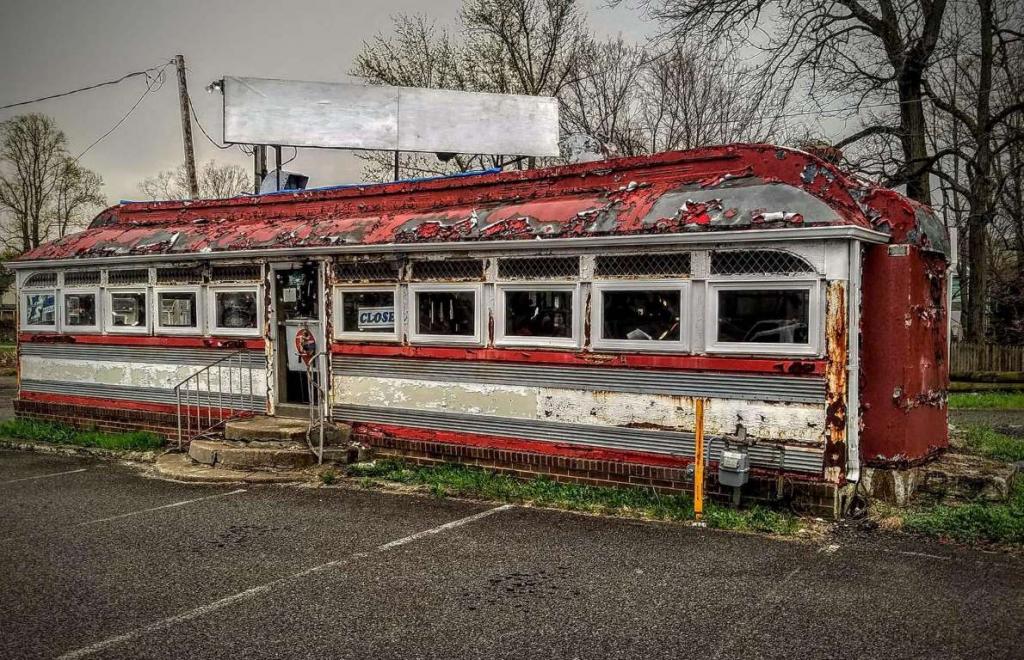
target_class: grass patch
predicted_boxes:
[347,459,801,534]
[0,418,164,451]
[958,426,1024,462]
[949,391,1024,409]
[902,481,1024,545]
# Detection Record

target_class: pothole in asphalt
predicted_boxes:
[458,566,582,610]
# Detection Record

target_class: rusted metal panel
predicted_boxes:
[16,145,934,264]
[860,244,949,465]
[823,280,848,483]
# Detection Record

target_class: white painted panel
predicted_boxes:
[333,375,824,444]
[22,356,268,395]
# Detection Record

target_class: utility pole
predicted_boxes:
[174,54,199,199]
[253,145,266,194]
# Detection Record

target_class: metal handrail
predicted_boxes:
[175,349,257,449]
[305,350,330,464]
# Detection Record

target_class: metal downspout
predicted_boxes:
[846,240,862,483]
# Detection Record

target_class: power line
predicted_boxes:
[0,62,174,112]
[74,63,171,161]
[188,94,231,150]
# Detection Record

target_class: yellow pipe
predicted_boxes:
[694,398,705,521]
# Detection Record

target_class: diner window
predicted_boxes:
[106,289,149,333]
[21,291,56,329]
[409,284,481,344]
[209,287,261,336]
[593,282,688,351]
[335,287,399,340]
[496,285,578,347]
[155,288,201,334]
[707,282,818,355]
[62,289,100,332]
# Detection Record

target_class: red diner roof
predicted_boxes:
[17,144,948,263]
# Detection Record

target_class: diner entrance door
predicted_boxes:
[271,262,323,409]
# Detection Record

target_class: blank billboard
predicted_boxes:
[222,77,560,157]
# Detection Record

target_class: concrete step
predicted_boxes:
[225,416,351,445]
[187,438,364,471]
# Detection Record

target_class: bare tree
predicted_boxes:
[351,1,588,181]
[138,160,250,201]
[628,0,949,204]
[560,39,788,157]
[925,0,1023,340]
[0,114,105,252]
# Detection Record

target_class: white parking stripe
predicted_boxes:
[0,468,87,485]
[57,504,513,660]
[76,489,247,527]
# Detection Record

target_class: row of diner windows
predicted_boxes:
[336,281,819,355]
[18,249,822,354]
[21,286,262,337]
[20,280,818,355]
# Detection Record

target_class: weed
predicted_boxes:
[902,481,1024,545]
[958,426,1024,462]
[948,391,1024,410]
[0,418,163,451]
[319,469,338,485]
[348,459,800,534]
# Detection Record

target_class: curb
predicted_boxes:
[0,439,161,463]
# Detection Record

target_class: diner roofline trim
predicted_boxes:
[7,225,890,270]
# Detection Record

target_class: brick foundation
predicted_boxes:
[357,429,840,518]
[15,398,179,441]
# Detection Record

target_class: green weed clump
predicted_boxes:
[347,459,800,534]
[959,426,1024,462]
[948,391,1024,410]
[903,481,1024,545]
[0,418,164,451]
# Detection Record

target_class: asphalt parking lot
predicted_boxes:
[2,450,1023,659]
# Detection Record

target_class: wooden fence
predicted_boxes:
[950,342,1024,376]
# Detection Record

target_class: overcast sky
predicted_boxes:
[0,0,653,205]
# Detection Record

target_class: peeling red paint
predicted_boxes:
[860,245,949,464]
[16,144,946,263]
[17,333,265,350]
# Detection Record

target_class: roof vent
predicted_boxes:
[259,169,309,194]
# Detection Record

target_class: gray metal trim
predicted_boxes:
[8,226,889,270]
[333,404,824,474]
[20,343,267,368]
[333,356,825,403]
[21,379,265,410]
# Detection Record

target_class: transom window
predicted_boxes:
[594,252,690,278]
[410,259,484,281]
[335,261,400,282]
[24,272,57,288]
[498,256,579,280]
[108,268,149,286]
[711,250,815,276]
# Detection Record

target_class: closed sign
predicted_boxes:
[358,307,394,329]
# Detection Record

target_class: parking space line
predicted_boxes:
[57,504,513,660]
[0,468,87,485]
[76,489,248,528]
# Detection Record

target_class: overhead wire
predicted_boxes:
[0,62,174,112]
[74,62,172,161]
